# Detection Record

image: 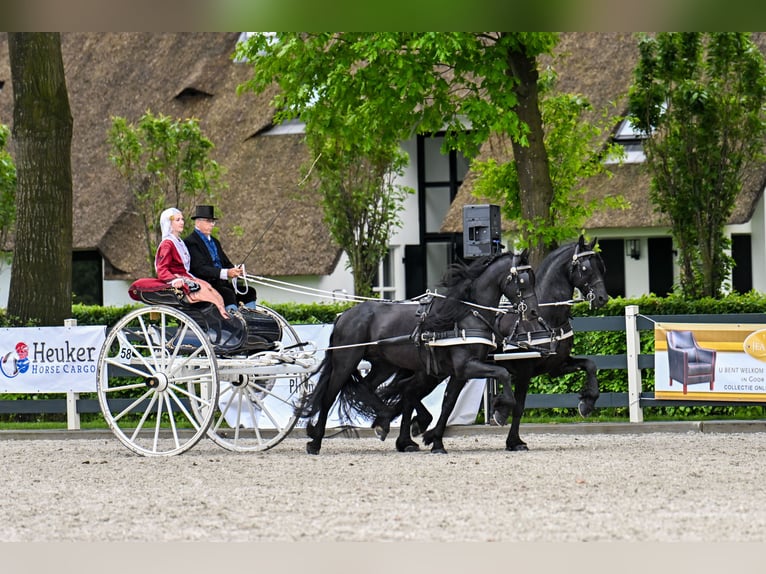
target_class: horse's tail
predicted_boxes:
[294,348,333,420]
[375,374,407,413]
[335,369,389,422]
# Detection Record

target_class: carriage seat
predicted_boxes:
[128,278,282,355]
[128,277,187,306]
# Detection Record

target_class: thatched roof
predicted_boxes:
[0,32,340,280]
[441,32,766,234]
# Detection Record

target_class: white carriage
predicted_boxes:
[96,279,317,457]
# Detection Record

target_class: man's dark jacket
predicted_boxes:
[184,230,256,308]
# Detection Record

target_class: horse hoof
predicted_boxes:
[578,400,593,418]
[430,447,448,454]
[306,443,320,455]
[374,426,389,441]
[506,443,529,452]
[397,442,419,452]
[492,410,508,426]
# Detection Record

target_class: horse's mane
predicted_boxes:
[422,252,514,330]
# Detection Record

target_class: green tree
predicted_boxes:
[235,32,561,280]
[474,69,627,248]
[628,32,766,298]
[107,111,227,270]
[0,124,17,273]
[7,32,73,325]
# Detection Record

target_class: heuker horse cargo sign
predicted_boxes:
[0,326,105,392]
[654,322,766,402]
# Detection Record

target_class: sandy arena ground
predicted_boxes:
[1,425,765,543]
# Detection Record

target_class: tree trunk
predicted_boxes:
[7,33,73,325]
[506,45,555,268]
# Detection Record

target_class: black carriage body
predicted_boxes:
[128,282,281,355]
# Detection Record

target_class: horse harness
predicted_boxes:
[408,261,535,374]
[501,317,574,357]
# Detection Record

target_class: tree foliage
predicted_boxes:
[7,32,73,325]
[236,33,416,297]
[474,69,627,249]
[628,32,766,298]
[235,32,563,286]
[107,111,226,270]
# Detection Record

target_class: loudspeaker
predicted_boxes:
[463,204,502,258]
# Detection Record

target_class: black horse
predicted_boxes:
[376,235,609,453]
[492,235,609,451]
[298,250,539,455]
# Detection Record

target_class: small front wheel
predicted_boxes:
[206,305,312,452]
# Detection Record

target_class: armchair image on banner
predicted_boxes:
[654,322,766,402]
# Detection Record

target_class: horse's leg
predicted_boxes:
[505,373,531,451]
[421,375,466,454]
[395,373,439,453]
[491,378,516,426]
[358,362,399,441]
[552,357,600,417]
[572,357,600,417]
[423,362,512,454]
[394,377,420,452]
[410,399,433,437]
[305,351,362,455]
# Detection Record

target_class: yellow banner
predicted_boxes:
[654,322,766,402]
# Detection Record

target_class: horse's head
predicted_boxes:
[570,236,609,309]
[502,249,539,320]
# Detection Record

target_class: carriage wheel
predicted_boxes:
[204,304,311,452]
[96,305,219,457]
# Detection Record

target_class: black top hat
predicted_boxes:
[191,205,218,220]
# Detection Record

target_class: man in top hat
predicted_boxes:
[184,205,257,314]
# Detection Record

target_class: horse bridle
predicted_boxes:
[502,262,536,318]
[571,246,605,309]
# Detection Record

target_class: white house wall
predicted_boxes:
[389,138,421,246]
[623,238,650,298]
[750,192,766,293]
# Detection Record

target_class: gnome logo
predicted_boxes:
[1,342,30,378]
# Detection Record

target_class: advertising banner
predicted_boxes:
[654,322,766,401]
[0,326,106,393]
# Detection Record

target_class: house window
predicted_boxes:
[373,248,397,300]
[72,251,103,306]
[731,234,752,293]
[405,133,469,298]
[607,118,646,164]
[596,239,625,298]
[647,237,674,296]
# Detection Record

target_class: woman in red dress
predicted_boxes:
[155,207,230,319]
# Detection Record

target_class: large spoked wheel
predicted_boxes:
[205,304,312,452]
[97,305,219,457]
